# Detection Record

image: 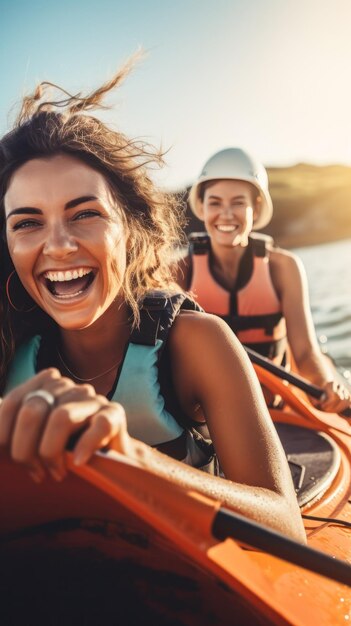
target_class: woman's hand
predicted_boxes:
[313,379,351,414]
[0,368,129,482]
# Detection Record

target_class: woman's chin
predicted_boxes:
[214,234,245,248]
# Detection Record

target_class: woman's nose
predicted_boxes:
[42,224,78,258]
[222,204,234,216]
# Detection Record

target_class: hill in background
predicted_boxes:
[181,164,351,248]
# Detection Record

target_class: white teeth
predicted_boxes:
[216,225,238,232]
[55,290,85,299]
[44,268,92,282]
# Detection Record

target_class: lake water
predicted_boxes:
[293,238,351,376]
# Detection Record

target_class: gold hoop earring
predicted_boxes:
[5,270,36,313]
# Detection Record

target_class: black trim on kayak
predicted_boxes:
[244,346,351,418]
[212,507,351,587]
[302,513,351,530]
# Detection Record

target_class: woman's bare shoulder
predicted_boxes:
[167,308,262,417]
[269,245,305,273]
[172,309,233,338]
[169,309,244,366]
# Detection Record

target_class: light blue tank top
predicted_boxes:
[5,335,184,446]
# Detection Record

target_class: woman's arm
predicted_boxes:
[0,321,306,543]
[165,311,305,542]
[270,248,351,414]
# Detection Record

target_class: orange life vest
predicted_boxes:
[188,233,287,362]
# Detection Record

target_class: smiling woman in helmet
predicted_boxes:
[175,148,350,415]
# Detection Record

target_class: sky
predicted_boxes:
[1,0,351,190]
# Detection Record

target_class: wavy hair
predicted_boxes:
[0,52,186,392]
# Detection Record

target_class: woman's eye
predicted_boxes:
[72,210,101,221]
[12,219,41,231]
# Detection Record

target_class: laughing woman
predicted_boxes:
[176,148,351,414]
[0,60,305,542]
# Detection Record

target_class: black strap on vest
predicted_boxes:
[222,311,283,336]
[130,291,202,355]
[250,235,266,257]
[188,231,272,257]
[188,232,210,255]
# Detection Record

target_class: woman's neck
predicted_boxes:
[57,301,130,392]
[210,241,248,290]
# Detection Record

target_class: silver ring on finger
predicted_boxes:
[22,389,56,409]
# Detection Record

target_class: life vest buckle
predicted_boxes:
[188,232,210,254]
[141,292,168,311]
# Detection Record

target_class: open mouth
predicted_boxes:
[215,225,239,233]
[42,268,96,299]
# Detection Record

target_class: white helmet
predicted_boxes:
[188,148,273,230]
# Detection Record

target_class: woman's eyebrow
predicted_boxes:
[6,207,41,220]
[208,194,246,200]
[6,195,99,220]
[64,195,98,210]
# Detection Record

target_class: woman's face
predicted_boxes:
[4,154,128,330]
[201,179,259,248]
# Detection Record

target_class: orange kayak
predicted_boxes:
[1,369,351,625]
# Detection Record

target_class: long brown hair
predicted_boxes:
[0,53,186,392]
